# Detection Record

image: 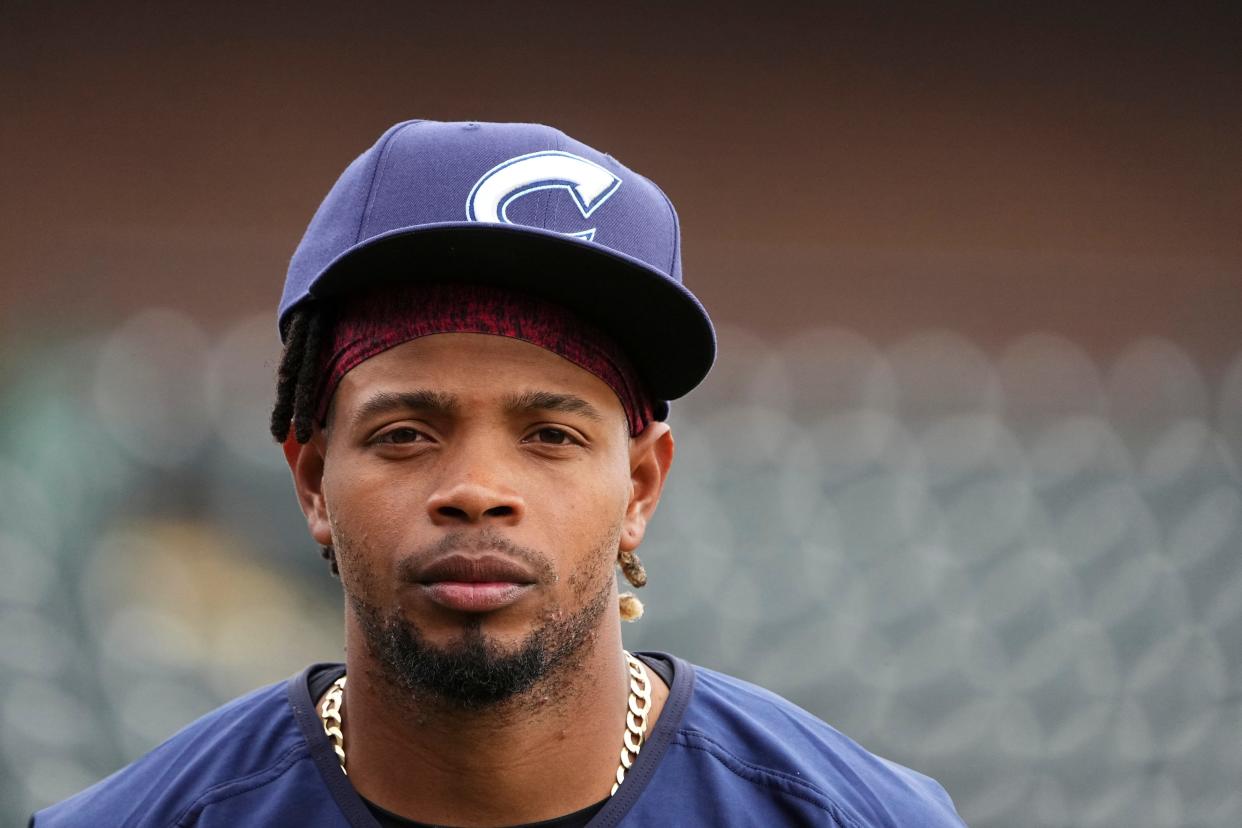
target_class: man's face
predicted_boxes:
[309,333,649,705]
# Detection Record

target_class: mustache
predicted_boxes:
[395,529,556,584]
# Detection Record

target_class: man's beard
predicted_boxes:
[340,528,616,710]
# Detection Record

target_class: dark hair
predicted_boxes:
[268,300,647,614]
[270,303,338,576]
[269,303,330,446]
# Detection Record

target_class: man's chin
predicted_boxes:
[353,589,609,710]
[415,629,530,661]
[409,608,539,649]
[384,620,552,708]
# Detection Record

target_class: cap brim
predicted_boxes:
[299,222,716,402]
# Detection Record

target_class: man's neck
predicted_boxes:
[336,622,668,827]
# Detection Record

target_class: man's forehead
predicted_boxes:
[344,387,612,430]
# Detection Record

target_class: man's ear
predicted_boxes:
[620,422,675,553]
[282,431,333,547]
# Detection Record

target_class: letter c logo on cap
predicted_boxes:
[466,151,622,242]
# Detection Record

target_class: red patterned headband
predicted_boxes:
[314,283,654,436]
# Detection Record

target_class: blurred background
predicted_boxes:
[3,3,1240,825]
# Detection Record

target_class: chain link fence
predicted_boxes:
[2,311,1239,826]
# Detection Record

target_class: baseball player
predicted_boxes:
[35,121,966,826]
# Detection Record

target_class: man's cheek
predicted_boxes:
[330,520,382,602]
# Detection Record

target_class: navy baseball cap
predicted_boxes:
[279,119,716,415]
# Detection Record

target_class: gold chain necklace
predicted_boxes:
[318,650,653,797]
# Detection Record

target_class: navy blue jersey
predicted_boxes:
[34,653,965,827]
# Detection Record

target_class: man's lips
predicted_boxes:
[410,553,538,585]
[408,553,537,613]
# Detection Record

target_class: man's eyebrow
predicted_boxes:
[504,390,605,422]
[350,390,460,427]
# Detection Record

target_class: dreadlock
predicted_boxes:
[270,302,331,446]
[268,299,650,616]
[271,302,338,576]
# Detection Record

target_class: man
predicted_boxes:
[36,120,965,826]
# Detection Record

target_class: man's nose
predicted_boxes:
[425,449,525,527]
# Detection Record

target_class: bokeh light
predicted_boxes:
[2,315,1239,826]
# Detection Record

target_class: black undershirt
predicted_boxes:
[307,656,675,828]
[362,796,607,828]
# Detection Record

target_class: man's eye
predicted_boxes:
[529,427,573,445]
[375,427,425,444]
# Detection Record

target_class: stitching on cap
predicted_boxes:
[538,126,563,230]
[355,120,422,246]
[658,185,680,276]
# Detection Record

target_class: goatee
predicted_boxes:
[342,528,617,710]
